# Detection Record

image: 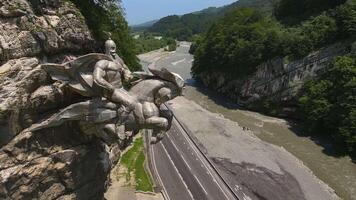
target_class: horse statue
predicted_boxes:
[29,52,184,145]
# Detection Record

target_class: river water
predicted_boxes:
[140,43,356,200]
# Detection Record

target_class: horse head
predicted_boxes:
[130,66,185,106]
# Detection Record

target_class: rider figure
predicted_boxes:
[93,39,138,141]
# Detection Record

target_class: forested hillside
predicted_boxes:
[192,0,352,77]
[146,0,275,41]
[191,0,355,157]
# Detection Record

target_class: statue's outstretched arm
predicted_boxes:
[115,57,133,82]
[93,61,115,92]
[123,68,133,82]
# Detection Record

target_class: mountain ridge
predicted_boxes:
[141,0,275,40]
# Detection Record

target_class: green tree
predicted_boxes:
[134,34,176,54]
[274,0,347,25]
[298,56,356,157]
[333,0,356,39]
[192,8,284,79]
[70,0,141,71]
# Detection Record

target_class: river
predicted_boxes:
[139,42,356,200]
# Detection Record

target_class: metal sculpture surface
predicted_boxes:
[31,40,184,144]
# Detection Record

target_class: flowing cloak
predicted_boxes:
[42,53,114,97]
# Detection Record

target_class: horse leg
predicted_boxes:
[159,108,173,131]
[145,117,169,143]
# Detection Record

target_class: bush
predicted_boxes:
[298,56,356,157]
[166,38,177,51]
[134,34,176,54]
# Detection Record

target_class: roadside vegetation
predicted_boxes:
[134,33,177,54]
[119,136,153,192]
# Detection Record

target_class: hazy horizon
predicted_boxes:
[121,0,237,25]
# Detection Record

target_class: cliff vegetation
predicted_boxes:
[298,55,356,157]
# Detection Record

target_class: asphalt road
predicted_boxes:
[150,117,236,200]
[155,42,194,81]
[147,43,236,200]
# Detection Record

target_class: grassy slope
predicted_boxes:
[120,136,153,192]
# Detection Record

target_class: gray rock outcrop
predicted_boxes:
[196,42,352,116]
[0,0,95,63]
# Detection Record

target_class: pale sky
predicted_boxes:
[121,0,237,25]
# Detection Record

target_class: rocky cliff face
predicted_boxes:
[0,0,95,63]
[0,1,121,199]
[196,42,352,116]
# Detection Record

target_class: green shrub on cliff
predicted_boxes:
[298,56,356,157]
[70,0,141,71]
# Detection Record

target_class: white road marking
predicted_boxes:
[160,143,195,200]
[243,193,253,200]
[172,58,186,66]
[193,175,208,195]
[172,119,231,200]
[151,143,172,200]
[167,134,192,171]
[181,155,192,170]
[234,185,240,191]
[180,44,191,48]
